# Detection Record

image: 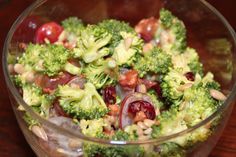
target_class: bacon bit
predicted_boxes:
[42,88,54,94]
[119,70,138,90]
[103,128,115,136]
[133,111,147,123]
[108,104,120,116]
[18,42,27,50]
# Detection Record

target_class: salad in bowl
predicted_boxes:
[6,5,231,157]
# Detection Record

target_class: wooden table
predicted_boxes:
[0,0,235,156]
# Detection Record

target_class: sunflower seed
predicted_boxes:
[31,125,48,141]
[210,89,227,101]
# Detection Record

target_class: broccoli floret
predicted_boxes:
[153,76,221,147]
[73,25,111,63]
[205,81,220,90]
[194,72,220,90]
[134,47,172,77]
[172,47,203,76]
[155,9,187,54]
[161,68,193,104]
[57,82,108,119]
[80,118,105,137]
[98,19,135,49]
[83,58,118,89]
[152,108,187,139]
[123,124,140,140]
[61,17,84,35]
[182,83,220,126]
[112,32,143,67]
[21,84,53,117]
[201,72,220,89]
[83,130,144,157]
[12,74,27,87]
[159,143,186,157]
[18,44,70,76]
[111,130,130,141]
[147,90,164,109]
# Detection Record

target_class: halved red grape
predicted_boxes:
[119,93,155,128]
[35,72,73,93]
[184,72,195,81]
[35,22,63,44]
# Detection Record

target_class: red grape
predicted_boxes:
[135,17,158,42]
[35,22,63,44]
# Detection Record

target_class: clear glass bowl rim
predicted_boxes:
[2,0,236,146]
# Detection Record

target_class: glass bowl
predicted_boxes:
[2,0,236,156]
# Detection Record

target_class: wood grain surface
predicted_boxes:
[0,0,235,157]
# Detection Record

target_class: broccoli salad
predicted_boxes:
[10,9,227,156]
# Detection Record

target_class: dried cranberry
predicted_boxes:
[141,101,156,120]
[128,101,142,114]
[184,72,195,81]
[103,86,116,105]
[128,100,156,120]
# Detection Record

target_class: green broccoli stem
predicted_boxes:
[64,62,81,75]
